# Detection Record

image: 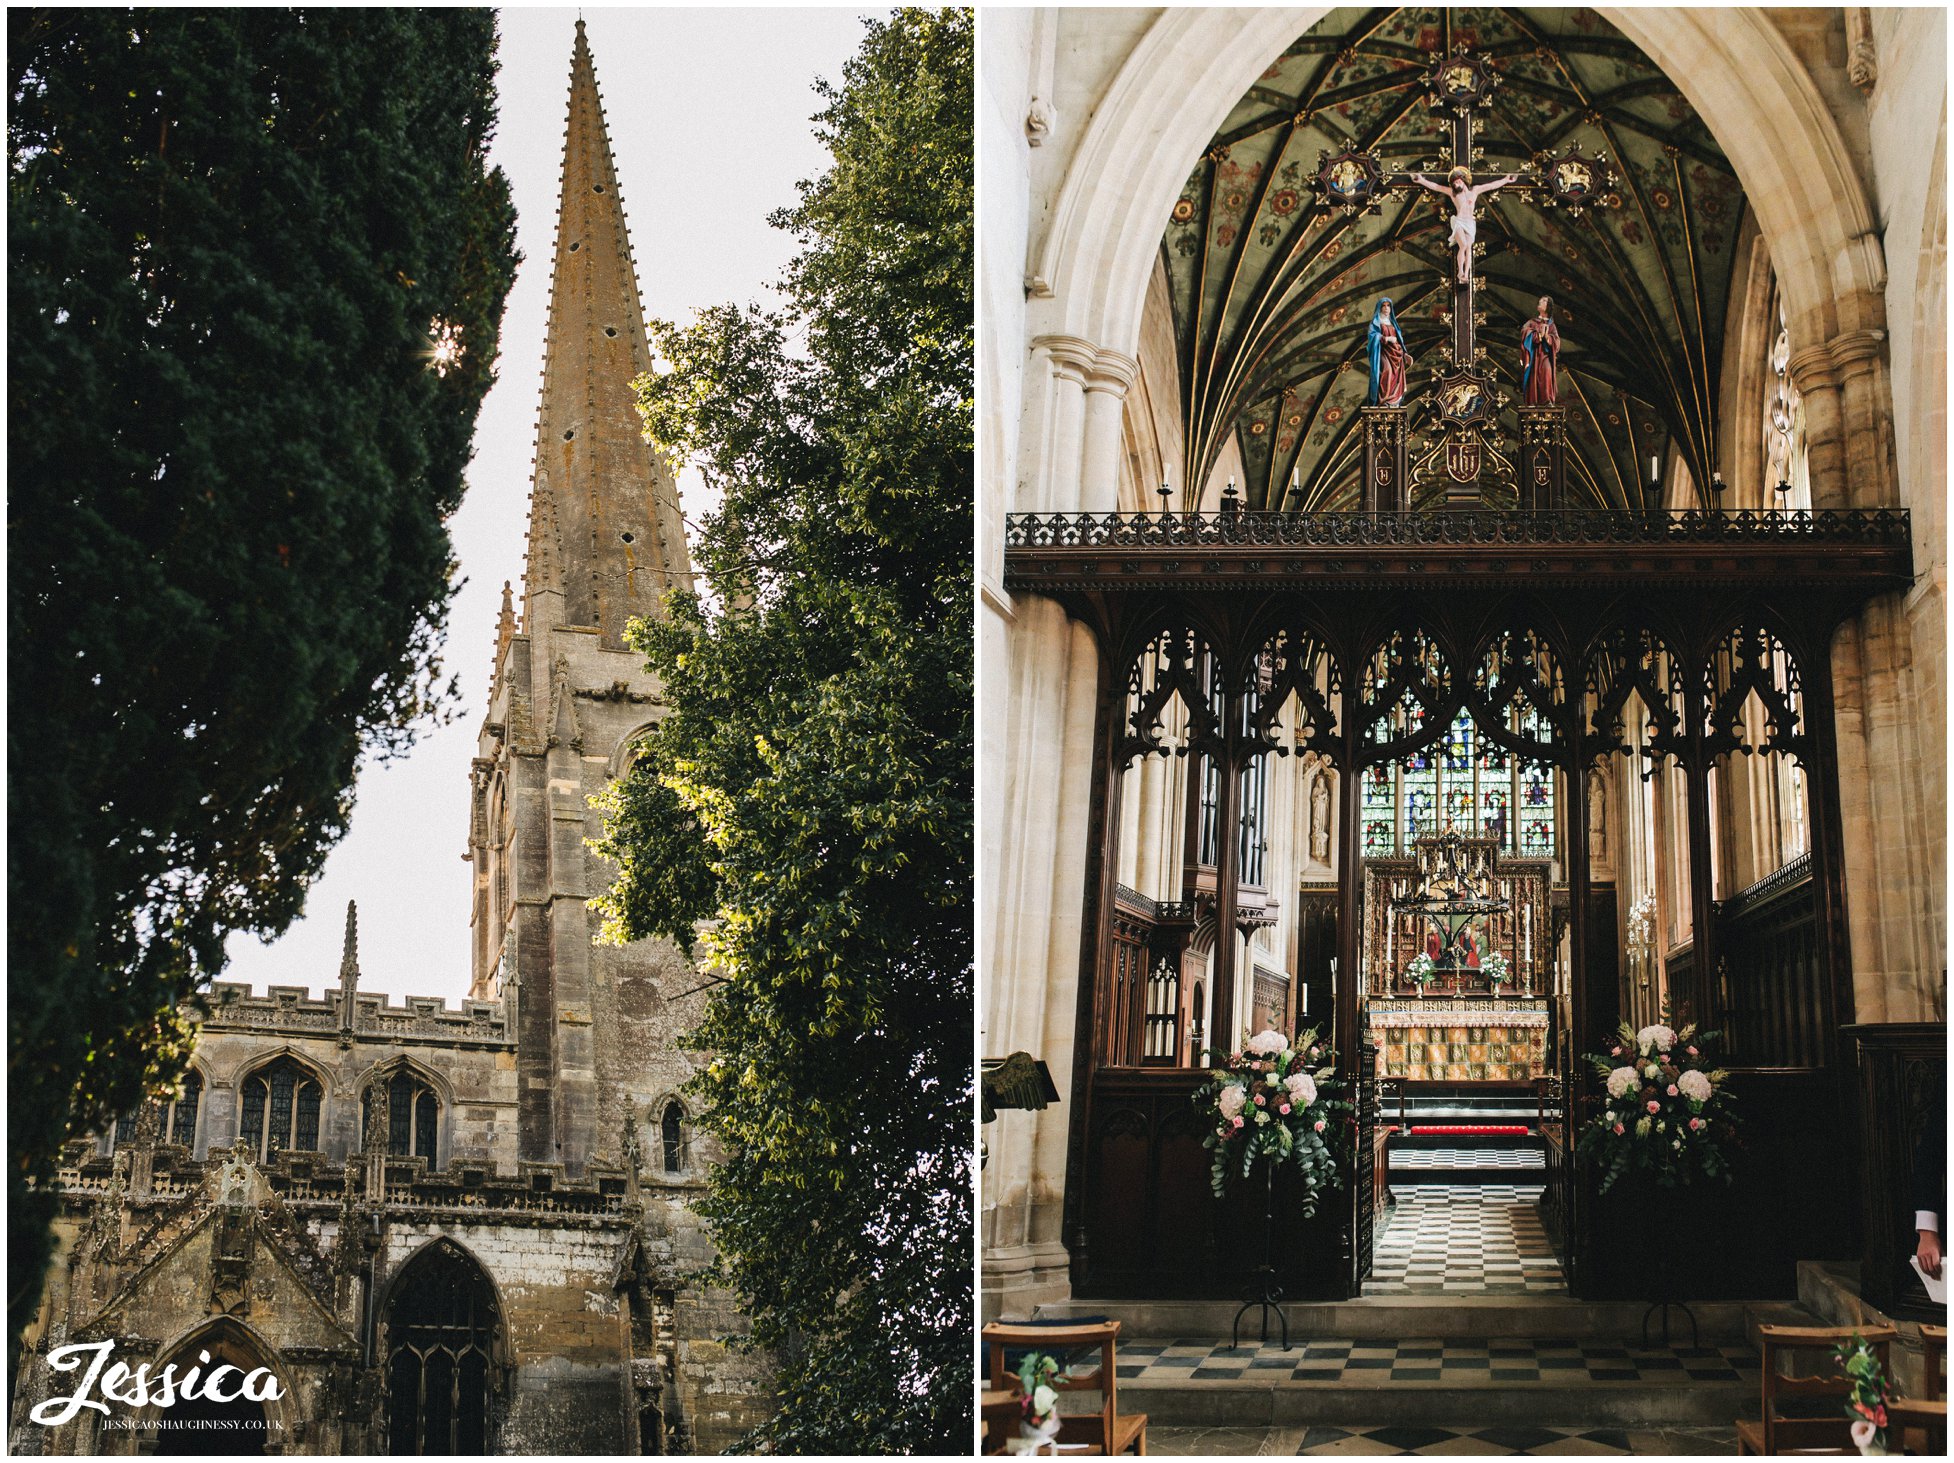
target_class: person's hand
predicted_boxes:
[1918,1228,1942,1279]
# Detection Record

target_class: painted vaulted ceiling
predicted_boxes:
[1162,7,1747,511]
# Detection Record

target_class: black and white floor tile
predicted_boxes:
[1389,1147,1545,1172]
[1115,1337,1756,1385]
[1369,1185,1563,1294]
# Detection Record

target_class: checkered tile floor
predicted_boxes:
[1369,1185,1563,1294]
[1290,1422,1741,1454]
[1115,1337,1756,1384]
[1390,1147,1545,1171]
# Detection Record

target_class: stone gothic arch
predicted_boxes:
[1031,8,1885,403]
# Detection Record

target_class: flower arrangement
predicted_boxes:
[1482,951,1511,986]
[1403,952,1438,990]
[1833,1333,1893,1453]
[1574,1007,1736,1192]
[1195,1026,1351,1211]
[1014,1351,1061,1450]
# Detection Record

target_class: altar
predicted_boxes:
[1368,996,1550,1082]
[1363,831,1555,1082]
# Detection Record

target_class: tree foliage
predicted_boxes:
[8,8,517,1340]
[589,9,972,1452]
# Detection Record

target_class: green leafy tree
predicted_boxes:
[590,9,971,1452]
[8,8,517,1341]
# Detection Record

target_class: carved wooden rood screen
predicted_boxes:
[1004,505,1912,1300]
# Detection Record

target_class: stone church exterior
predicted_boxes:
[10,24,771,1455]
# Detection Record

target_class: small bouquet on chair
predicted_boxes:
[1834,1333,1893,1454]
[1014,1352,1062,1454]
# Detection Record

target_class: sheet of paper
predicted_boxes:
[1910,1255,1946,1305]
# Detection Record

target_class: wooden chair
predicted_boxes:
[981,1320,1147,1455]
[1888,1397,1948,1457]
[1735,1323,1897,1455]
[1921,1323,1946,1401]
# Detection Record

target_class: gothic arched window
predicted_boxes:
[167,1071,202,1147]
[363,1071,441,1169]
[385,1240,502,1454]
[238,1058,322,1159]
[1361,707,1557,858]
[661,1102,684,1174]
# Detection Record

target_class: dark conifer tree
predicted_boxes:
[8,8,518,1340]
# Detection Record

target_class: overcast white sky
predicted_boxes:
[221,8,882,1000]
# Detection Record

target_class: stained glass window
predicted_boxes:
[1361,763,1395,857]
[1362,707,1557,858]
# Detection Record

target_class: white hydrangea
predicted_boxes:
[1606,1066,1639,1099]
[1637,1024,1677,1054]
[1284,1071,1318,1108]
[1218,1084,1247,1120]
[1677,1070,1713,1104]
[1245,1029,1290,1056]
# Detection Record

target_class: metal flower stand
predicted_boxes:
[1640,1194,1699,1348]
[1232,1162,1290,1350]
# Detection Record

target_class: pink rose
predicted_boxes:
[1232,1117,1244,1129]
[1610,1046,1622,1056]
[1688,1118,1703,1131]
[1278,1103,1291,1115]
[1314,1119,1327,1133]
[1254,1092,1266,1106]
[1613,1123,1625,1135]
[1686,1045,1698,1056]
[1666,1084,1679,1097]
[1645,1100,1660,1114]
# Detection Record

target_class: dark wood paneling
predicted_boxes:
[1576,1067,1850,1299]
[1846,1024,1946,1321]
[1076,1069,1350,1300]
[1718,857,1823,1068]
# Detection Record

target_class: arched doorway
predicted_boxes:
[382,1239,505,1455]
[143,1320,292,1457]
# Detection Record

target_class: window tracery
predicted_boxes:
[364,1069,441,1168]
[238,1057,322,1158]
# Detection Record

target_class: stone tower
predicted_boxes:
[468,18,701,1180]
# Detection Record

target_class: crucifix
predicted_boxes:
[1312,46,1616,505]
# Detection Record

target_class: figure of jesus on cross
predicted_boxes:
[1412,166,1519,285]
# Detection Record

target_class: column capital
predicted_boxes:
[1032,332,1101,381]
[1030,334,1136,398]
[1786,344,1841,396]
[1827,328,1888,379]
[1083,350,1139,398]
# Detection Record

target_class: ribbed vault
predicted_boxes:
[1162,6,1746,511]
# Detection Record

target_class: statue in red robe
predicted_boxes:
[1520,296,1560,405]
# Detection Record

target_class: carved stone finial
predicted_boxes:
[339,900,360,986]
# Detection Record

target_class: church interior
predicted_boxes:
[981,7,1944,1453]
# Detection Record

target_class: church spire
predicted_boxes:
[523,18,693,646]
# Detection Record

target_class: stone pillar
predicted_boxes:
[1360,406,1408,512]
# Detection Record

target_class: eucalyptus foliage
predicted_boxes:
[9,7,516,1341]
[1196,1027,1352,1212]
[1575,1009,1738,1192]
[589,10,971,1453]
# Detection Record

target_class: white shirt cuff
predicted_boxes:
[1916,1210,1940,1234]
